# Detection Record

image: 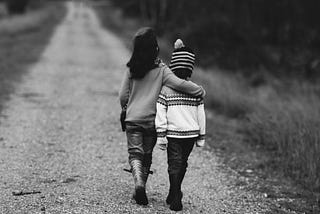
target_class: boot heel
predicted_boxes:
[135,186,148,205]
[169,191,183,211]
[130,159,149,205]
[168,173,183,211]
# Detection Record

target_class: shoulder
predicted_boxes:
[160,85,171,97]
[167,87,203,102]
[158,62,171,73]
[198,97,204,105]
[149,61,170,77]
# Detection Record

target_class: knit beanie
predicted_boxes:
[169,39,195,73]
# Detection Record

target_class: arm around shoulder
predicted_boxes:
[162,66,205,97]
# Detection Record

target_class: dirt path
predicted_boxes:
[0,2,272,213]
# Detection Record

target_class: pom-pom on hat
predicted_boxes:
[169,39,195,73]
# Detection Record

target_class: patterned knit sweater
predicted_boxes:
[155,85,206,144]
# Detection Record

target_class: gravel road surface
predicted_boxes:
[0,2,272,213]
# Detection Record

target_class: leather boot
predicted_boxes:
[167,169,186,205]
[130,159,148,205]
[142,153,152,186]
[166,174,175,204]
[142,166,150,185]
[169,174,183,211]
[178,170,186,189]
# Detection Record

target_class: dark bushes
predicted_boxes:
[107,0,320,78]
[6,0,29,14]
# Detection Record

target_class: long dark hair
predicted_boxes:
[127,27,159,79]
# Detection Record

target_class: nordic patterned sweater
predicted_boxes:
[155,85,206,145]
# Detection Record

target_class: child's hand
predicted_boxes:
[158,143,167,151]
[196,139,205,147]
[157,137,168,150]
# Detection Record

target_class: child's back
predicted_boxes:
[156,85,205,140]
[156,39,205,144]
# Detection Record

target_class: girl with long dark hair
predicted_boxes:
[119,27,205,206]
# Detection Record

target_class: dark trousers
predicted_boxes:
[167,137,196,175]
[125,122,157,168]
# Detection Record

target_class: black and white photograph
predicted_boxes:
[0,0,319,213]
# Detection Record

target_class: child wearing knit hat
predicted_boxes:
[169,39,195,79]
[155,39,206,211]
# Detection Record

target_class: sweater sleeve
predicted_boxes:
[197,100,206,141]
[119,71,130,108]
[155,91,168,139]
[162,66,205,97]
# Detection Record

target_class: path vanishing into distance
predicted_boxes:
[0,2,273,213]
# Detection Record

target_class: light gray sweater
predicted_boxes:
[119,63,205,123]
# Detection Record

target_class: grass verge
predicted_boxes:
[194,67,320,192]
[0,2,66,115]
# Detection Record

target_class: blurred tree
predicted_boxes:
[28,0,46,10]
[5,0,30,14]
[108,0,320,75]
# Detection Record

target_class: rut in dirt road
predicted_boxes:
[0,2,272,213]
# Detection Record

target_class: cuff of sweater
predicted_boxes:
[198,134,206,141]
[157,137,168,146]
[157,131,167,138]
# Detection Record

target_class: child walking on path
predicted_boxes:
[155,39,206,211]
[119,28,205,206]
